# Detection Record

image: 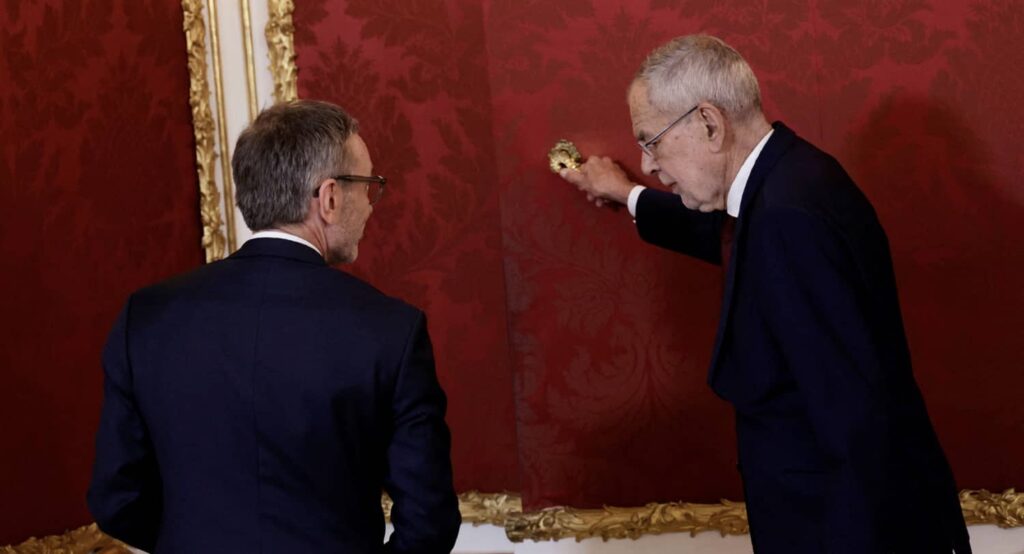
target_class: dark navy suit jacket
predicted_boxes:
[635,123,970,553]
[88,238,460,553]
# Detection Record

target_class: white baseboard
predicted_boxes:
[413,523,1024,554]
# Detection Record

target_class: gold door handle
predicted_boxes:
[548,139,581,173]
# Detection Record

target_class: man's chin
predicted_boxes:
[677,195,717,213]
[678,195,699,210]
[327,248,357,265]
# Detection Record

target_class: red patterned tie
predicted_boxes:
[720,215,737,274]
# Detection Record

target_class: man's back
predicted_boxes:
[88,238,460,553]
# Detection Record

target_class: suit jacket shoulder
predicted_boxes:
[90,238,460,552]
[130,241,425,348]
[751,126,881,239]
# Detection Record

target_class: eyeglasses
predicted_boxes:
[637,104,699,157]
[313,174,387,205]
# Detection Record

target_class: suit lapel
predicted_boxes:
[708,122,798,385]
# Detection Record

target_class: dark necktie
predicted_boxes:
[720,215,737,272]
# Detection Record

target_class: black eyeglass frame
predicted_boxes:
[637,104,699,157]
[313,174,387,205]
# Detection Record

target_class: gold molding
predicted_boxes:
[4,489,1022,549]
[382,490,523,526]
[0,523,129,554]
[181,0,226,262]
[961,488,1024,527]
[265,0,298,102]
[204,0,238,254]
[458,491,524,524]
[504,499,748,542]
[239,0,259,121]
[504,488,1024,542]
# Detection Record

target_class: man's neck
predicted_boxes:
[725,116,773,183]
[273,222,327,258]
[716,115,773,215]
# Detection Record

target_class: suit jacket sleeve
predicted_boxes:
[87,298,162,552]
[383,313,461,554]
[635,188,724,265]
[753,207,890,552]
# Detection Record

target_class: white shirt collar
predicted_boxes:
[726,129,774,218]
[248,230,323,257]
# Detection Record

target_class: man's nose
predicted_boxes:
[640,152,658,176]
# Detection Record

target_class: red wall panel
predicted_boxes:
[296,0,1024,513]
[0,1,203,544]
[0,0,1019,542]
[816,0,1024,491]
[484,1,750,509]
[293,0,521,493]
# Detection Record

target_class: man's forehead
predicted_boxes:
[628,81,662,137]
[345,133,367,153]
[627,81,650,113]
[345,133,372,168]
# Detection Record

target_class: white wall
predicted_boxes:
[407,523,1024,554]
[202,0,273,252]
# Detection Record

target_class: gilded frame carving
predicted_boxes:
[503,490,1024,542]
[182,0,226,262]
[3,490,1021,550]
[0,524,129,554]
[265,0,298,102]
[383,491,523,526]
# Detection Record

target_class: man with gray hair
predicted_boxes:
[560,35,970,553]
[88,100,461,553]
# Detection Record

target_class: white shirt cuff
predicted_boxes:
[627,185,646,218]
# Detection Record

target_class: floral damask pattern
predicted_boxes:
[0,0,202,544]
[294,0,519,493]
[839,0,1024,494]
[487,1,754,508]
[294,0,1023,512]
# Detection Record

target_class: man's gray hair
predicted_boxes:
[232,100,359,230]
[636,35,762,122]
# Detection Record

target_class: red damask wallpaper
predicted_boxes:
[0,1,203,544]
[296,0,1024,512]
[293,0,521,493]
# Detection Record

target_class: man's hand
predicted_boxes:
[558,156,635,208]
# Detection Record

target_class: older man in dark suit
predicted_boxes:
[88,100,460,553]
[560,35,970,553]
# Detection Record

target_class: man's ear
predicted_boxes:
[699,103,726,153]
[316,179,340,222]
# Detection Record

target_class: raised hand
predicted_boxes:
[558,156,635,208]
